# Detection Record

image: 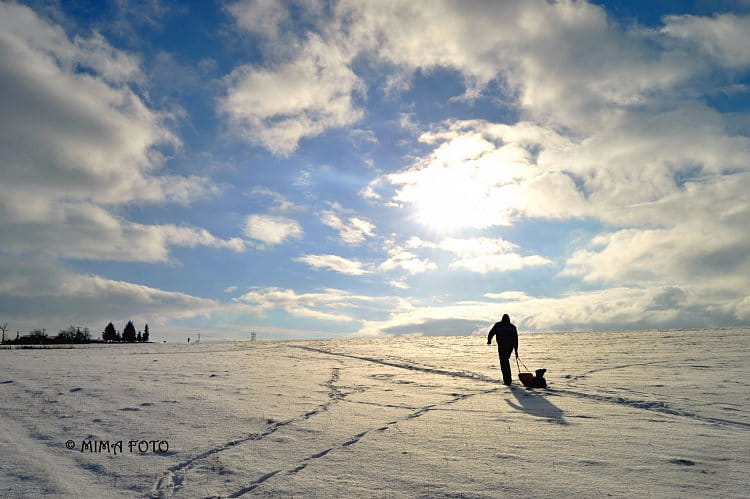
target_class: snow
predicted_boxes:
[1,328,748,497]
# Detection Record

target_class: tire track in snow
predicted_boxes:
[297,346,750,430]
[150,367,347,498]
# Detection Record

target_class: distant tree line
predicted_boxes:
[3,326,92,345]
[1,321,151,345]
[101,321,150,343]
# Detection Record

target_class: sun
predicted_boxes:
[405,170,518,233]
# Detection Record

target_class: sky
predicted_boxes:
[1,0,750,341]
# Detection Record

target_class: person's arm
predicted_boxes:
[487,324,497,345]
[513,326,519,357]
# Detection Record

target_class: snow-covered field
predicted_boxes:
[1,328,748,498]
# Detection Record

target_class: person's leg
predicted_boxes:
[500,357,512,384]
[498,345,513,384]
[498,350,512,384]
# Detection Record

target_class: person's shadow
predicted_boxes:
[505,386,567,425]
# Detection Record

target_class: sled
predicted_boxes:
[516,358,547,388]
[518,371,535,387]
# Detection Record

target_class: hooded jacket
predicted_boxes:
[487,318,518,355]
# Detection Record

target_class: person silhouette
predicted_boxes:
[487,314,518,385]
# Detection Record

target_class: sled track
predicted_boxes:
[150,353,501,498]
[150,367,345,498]
[224,386,501,497]
[296,345,750,430]
[151,345,748,497]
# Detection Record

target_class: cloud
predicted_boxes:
[159,226,246,253]
[379,246,437,275]
[408,236,513,257]
[294,254,372,275]
[407,236,552,273]
[0,201,244,261]
[367,101,749,284]
[355,284,748,337]
[0,4,238,264]
[248,186,303,212]
[0,259,224,331]
[243,214,304,246]
[0,3,177,205]
[484,291,532,301]
[450,254,551,273]
[228,4,749,334]
[374,123,572,230]
[561,210,750,294]
[235,287,378,322]
[320,203,375,245]
[381,318,487,337]
[661,13,750,69]
[227,0,290,39]
[220,34,363,155]
[388,279,410,290]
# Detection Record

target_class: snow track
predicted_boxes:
[223,386,503,497]
[298,345,750,430]
[151,367,346,498]
[2,330,748,497]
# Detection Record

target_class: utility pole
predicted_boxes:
[0,323,7,344]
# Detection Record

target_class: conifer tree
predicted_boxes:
[143,324,150,342]
[103,322,116,342]
[137,331,142,342]
[123,321,136,342]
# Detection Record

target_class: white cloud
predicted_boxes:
[484,291,532,301]
[379,246,437,275]
[354,3,750,330]
[450,254,551,273]
[0,4,178,205]
[0,199,244,262]
[248,186,303,213]
[366,120,588,229]
[359,180,383,200]
[159,226,246,253]
[220,34,363,155]
[355,284,748,337]
[661,13,750,69]
[0,4,237,264]
[243,214,304,246]
[388,279,410,290]
[235,287,378,322]
[0,259,224,331]
[407,236,551,274]
[294,254,372,275]
[408,236,515,258]
[228,0,290,39]
[320,203,376,245]
[226,2,750,332]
